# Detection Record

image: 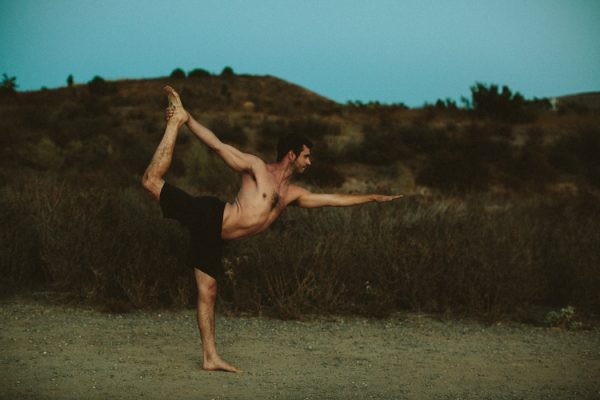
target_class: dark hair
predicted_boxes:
[276,134,313,161]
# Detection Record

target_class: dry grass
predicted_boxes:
[2,173,598,320]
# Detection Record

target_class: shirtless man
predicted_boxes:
[142,86,402,373]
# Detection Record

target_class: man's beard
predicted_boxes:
[295,163,307,174]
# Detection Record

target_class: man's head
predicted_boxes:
[276,134,313,173]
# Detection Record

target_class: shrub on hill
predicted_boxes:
[170,68,186,79]
[188,68,211,78]
[470,82,532,123]
[87,75,117,96]
[221,66,234,77]
[0,74,18,98]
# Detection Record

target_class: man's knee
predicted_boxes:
[200,280,217,301]
[141,173,163,201]
[196,271,218,302]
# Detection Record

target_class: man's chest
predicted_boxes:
[242,174,289,211]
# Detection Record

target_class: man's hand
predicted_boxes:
[373,194,404,203]
[165,107,174,121]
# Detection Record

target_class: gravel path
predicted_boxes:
[1,298,599,399]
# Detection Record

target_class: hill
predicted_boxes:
[555,91,600,111]
[1,73,599,194]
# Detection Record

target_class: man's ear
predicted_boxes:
[287,150,297,161]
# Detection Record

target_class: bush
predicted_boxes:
[170,68,186,79]
[470,82,532,123]
[188,68,211,78]
[221,66,234,77]
[1,73,18,94]
[88,75,116,96]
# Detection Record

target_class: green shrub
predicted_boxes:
[188,68,211,78]
[470,82,532,123]
[170,68,186,79]
[221,66,234,77]
[1,73,18,94]
[88,75,117,96]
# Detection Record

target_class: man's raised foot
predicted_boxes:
[163,85,189,127]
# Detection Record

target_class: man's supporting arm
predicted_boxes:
[186,115,261,173]
[292,187,403,208]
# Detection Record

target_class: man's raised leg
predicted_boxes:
[141,87,188,199]
[194,268,241,373]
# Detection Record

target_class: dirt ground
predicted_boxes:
[1,297,599,400]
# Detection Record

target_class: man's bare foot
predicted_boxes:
[163,85,189,127]
[203,356,242,373]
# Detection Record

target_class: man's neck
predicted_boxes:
[267,160,295,186]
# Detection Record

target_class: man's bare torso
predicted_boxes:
[220,160,298,240]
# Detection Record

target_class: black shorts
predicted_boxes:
[159,182,226,282]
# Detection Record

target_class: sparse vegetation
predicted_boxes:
[1,175,598,319]
[1,75,599,321]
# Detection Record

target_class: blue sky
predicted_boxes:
[1,0,599,106]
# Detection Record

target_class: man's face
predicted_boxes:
[292,145,311,174]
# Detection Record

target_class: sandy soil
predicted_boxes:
[1,297,599,400]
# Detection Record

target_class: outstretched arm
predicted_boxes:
[291,186,403,208]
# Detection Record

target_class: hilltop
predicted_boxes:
[555,91,600,111]
[1,73,599,195]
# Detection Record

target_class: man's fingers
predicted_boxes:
[376,194,404,202]
[164,107,175,120]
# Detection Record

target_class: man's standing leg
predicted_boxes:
[194,269,241,372]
